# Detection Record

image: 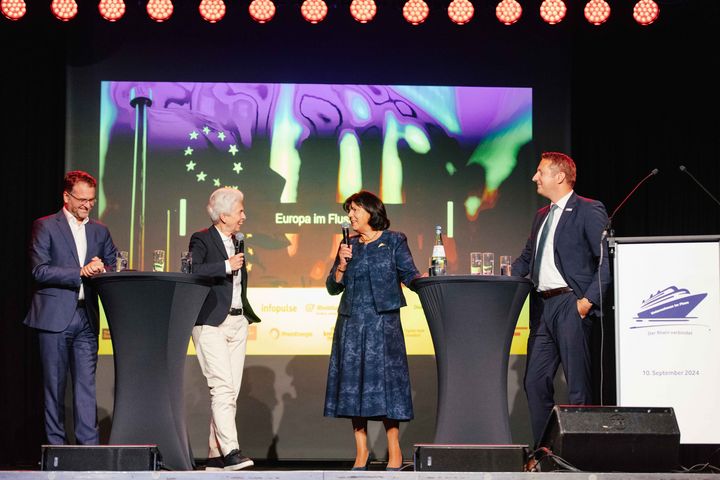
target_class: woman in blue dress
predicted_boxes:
[324,190,422,471]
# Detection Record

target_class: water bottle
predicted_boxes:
[429,225,447,276]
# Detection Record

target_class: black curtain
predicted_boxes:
[2,0,719,467]
[570,1,720,405]
[1,17,68,467]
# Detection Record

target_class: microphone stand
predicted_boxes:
[597,167,659,406]
[679,165,720,208]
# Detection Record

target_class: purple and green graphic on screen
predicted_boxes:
[98,81,531,286]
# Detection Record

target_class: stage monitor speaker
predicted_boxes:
[41,445,162,471]
[538,406,680,472]
[413,444,529,472]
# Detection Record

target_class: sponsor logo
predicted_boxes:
[630,285,707,330]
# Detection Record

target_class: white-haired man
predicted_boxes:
[189,187,261,471]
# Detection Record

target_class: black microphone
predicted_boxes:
[679,165,720,208]
[232,233,244,276]
[340,221,352,263]
[341,221,351,246]
[604,168,659,238]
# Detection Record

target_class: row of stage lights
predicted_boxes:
[0,0,660,26]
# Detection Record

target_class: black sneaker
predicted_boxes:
[223,449,254,470]
[205,456,224,471]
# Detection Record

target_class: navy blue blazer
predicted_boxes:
[24,210,117,333]
[189,225,261,326]
[512,192,611,311]
[326,230,420,315]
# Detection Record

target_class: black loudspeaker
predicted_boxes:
[413,444,529,471]
[538,406,681,472]
[41,445,162,471]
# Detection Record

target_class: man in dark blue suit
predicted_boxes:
[512,152,610,446]
[24,171,117,445]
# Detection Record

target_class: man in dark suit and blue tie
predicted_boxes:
[24,171,117,445]
[512,152,610,446]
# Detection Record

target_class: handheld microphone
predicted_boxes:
[679,165,720,208]
[341,221,351,246]
[233,233,244,276]
[604,168,659,238]
[340,221,352,263]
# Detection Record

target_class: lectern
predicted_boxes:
[92,272,213,470]
[413,275,532,444]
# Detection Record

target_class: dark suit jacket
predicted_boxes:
[326,230,420,315]
[512,192,611,313]
[189,225,261,326]
[24,210,117,333]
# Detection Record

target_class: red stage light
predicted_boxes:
[147,0,173,22]
[402,0,429,25]
[199,0,225,22]
[584,0,610,25]
[249,0,275,22]
[633,0,658,26]
[350,0,376,23]
[1,0,26,20]
[301,0,327,23]
[51,0,78,21]
[539,0,566,24]
[447,0,474,25]
[496,0,521,25]
[98,0,125,21]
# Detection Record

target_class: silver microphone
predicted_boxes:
[340,221,352,263]
[233,233,244,276]
[341,221,351,246]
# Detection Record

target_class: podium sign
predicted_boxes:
[613,235,720,444]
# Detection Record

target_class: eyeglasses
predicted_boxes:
[66,191,96,206]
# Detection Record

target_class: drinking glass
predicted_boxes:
[500,255,513,276]
[470,252,482,275]
[152,249,166,272]
[482,252,495,275]
[116,251,129,272]
[180,251,192,274]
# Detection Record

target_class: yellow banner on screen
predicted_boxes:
[99,288,529,355]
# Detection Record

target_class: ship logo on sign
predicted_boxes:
[634,285,707,321]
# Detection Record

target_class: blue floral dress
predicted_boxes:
[324,230,419,421]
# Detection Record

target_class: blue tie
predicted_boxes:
[532,204,557,286]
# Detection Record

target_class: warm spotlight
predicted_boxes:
[584,0,610,25]
[1,0,26,20]
[496,0,521,25]
[447,0,474,25]
[249,0,275,23]
[403,0,429,25]
[301,0,327,23]
[98,0,125,21]
[199,0,225,22]
[633,0,658,26]
[51,0,78,21]
[539,0,566,24]
[147,0,173,21]
[350,0,376,23]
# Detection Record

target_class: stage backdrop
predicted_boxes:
[68,80,541,458]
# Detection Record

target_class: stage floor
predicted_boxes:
[1,471,718,479]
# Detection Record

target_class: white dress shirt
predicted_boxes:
[536,190,573,291]
[220,232,243,309]
[63,207,89,300]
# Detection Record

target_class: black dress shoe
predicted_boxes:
[204,456,224,471]
[223,449,254,470]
